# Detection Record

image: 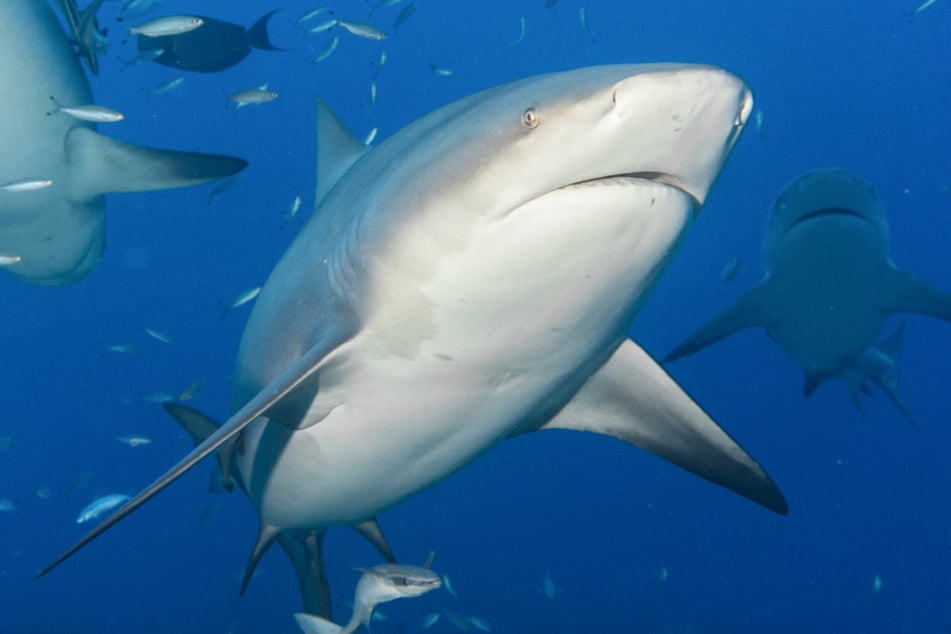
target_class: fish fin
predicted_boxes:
[860,382,874,396]
[663,281,779,363]
[884,267,951,322]
[163,403,239,493]
[422,551,435,569]
[36,331,351,579]
[248,9,283,51]
[241,523,282,596]
[276,530,334,619]
[874,380,921,431]
[314,98,369,206]
[65,126,247,199]
[350,518,398,563]
[294,613,343,634]
[803,370,834,397]
[535,340,788,515]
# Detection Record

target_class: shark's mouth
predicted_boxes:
[792,207,868,228]
[566,171,699,206]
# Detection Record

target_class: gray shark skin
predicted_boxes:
[39,64,787,592]
[851,321,919,429]
[665,168,951,400]
[0,0,247,286]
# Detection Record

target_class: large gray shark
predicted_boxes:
[665,168,951,401]
[0,0,247,286]
[39,64,787,608]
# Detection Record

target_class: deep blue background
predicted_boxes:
[3,0,950,632]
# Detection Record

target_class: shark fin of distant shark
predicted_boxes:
[314,97,369,207]
[65,126,248,199]
[535,339,788,515]
[663,280,782,363]
[884,267,951,322]
[36,327,354,579]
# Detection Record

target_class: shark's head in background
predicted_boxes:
[763,168,891,272]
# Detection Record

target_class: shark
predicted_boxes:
[38,63,787,612]
[294,560,442,634]
[853,321,919,428]
[0,0,248,286]
[665,168,951,404]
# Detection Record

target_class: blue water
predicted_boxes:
[4,0,951,632]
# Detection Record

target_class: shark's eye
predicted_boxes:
[521,108,539,128]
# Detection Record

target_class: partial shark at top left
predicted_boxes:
[0,0,248,286]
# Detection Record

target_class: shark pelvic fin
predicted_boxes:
[314,97,369,207]
[242,523,282,596]
[664,281,780,363]
[538,339,788,515]
[65,126,248,199]
[350,518,398,563]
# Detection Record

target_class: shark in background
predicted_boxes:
[0,0,247,286]
[665,168,951,419]
[38,63,787,615]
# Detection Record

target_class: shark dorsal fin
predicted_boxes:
[314,97,369,207]
[422,551,435,570]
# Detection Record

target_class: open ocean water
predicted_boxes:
[2,0,950,632]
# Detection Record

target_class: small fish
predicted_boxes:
[871,574,883,593]
[146,76,185,100]
[145,327,172,344]
[508,17,526,46]
[422,613,441,629]
[125,15,204,38]
[0,178,54,192]
[117,435,152,448]
[466,616,492,632]
[656,565,669,583]
[369,81,378,105]
[207,173,245,205]
[442,608,471,632]
[107,343,137,355]
[178,379,205,401]
[541,569,557,598]
[442,573,459,597]
[430,64,453,76]
[0,254,23,266]
[287,196,302,220]
[309,18,339,34]
[297,7,329,23]
[66,470,93,496]
[370,0,404,14]
[754,108,765,138]
[119,0,164,20]
[227,85,279,108]
[314,36,339,62]
[393,1,416,32]
[337,20,387,40]
[0,498,23,518]
[908,0,939,19]
[719,256,742,284]
[35,486,52,501]
[364,127,378,145]
[76,494,131,524]
[143,391,174,403]
[47,97,123,123]
[119,47,165,68]
[579,7,595,39]
[223,286,262,317]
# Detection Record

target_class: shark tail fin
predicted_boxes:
[663,281,778,363]
[534,340,788,515]
[885,267,951,322]
[248,9,283,51]
[295,613,344,634]
[65,126,247,198]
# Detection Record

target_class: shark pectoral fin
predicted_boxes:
[540,340,788,515]
[350,518,398,563]
[295,613,343,634]
[65,126,248,198]
[36,332,352,579]
[803,370,835,397]
[314,98,369,206]
[663,282,778,363]
[885,267,951,322]
[241,523,282,596]
[163,403,240,492]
